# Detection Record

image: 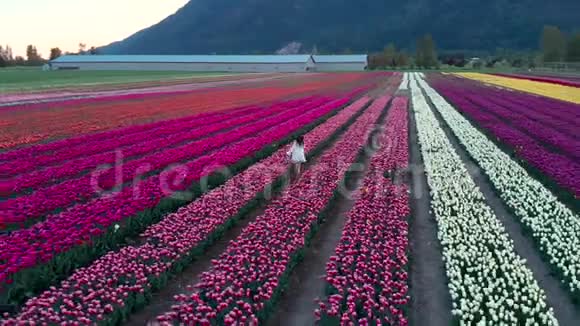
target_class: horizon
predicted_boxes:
[1,0,188,58]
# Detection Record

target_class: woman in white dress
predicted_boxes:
[287,135,306,180]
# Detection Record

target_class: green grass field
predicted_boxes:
[0,68,232,92]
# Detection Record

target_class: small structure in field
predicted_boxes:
[466,57,483,69]
[48,54,368,72]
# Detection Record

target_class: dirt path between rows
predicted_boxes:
[126,201,272,326]
[406,90,454,326]
[265,167,364,326]
[421,86,580,326]
[265,122,385,326]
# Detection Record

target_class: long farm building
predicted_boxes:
[48,54,368,72]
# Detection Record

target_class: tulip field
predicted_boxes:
[1,70,579,325]
[455,72,580,104]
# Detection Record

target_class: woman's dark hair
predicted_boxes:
[296,135,304,146]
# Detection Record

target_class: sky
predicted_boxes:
[1,0,189,57]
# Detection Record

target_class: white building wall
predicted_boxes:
[51,62,308,72]
[315,62,367,72]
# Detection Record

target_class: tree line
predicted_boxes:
[368,26,580,70]
[0,43,99,67]
[368,34,438,69]
[541,26,580,62]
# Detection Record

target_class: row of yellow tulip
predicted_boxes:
[454,72,580,104]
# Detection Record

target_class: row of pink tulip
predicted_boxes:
[315,97,411,325]
[0,97,349,292]
[3,105,265,191]
[0,97,255,164]
[479,90,579,139]
[1,103,266,175]
[2,97,318,176]
[0,73,282,110]
[502,87,580,120]
[155,96,391,325]
[0,103,266,171]
[2,96,373,324]
[0,87,192,111]
[1,98,328,226]
[441,85,579,160]
[4,98,320,193]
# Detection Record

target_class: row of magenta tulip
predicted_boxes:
[465,85,579,140]
[0,96,354,304]
[2,96,374,324]
[3,98,318,195]
[1,102,276,175]
[500,87,580,120]
[1,97,329,227]
[3,100,314,193]
[315,97,411,325]
[3,97,325,175]
[1,86,269,150]
[445,76,580,132]
[154,96,390,325]
[461,93,578,159]
[0,73,383,150]
[428,76,580,198]
[445,95,580,198]
[430,76,578,159]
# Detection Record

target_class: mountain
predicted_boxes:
[102,0,580,54]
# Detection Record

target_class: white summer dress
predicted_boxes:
[287,141,306,163]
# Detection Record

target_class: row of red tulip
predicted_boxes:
[1,103,269,175]
[155,95,391,325]
[1,97,330,227]
[315,97,411,325]
[3,100,316,194]
[0,73,279,108]
[1,97,374,324]
[1,86,275,150]
[0,73,383,150]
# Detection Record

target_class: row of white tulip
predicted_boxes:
[408,73,558,325]
[399,73,409,90]
[416,75,580,298]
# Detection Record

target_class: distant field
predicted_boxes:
[0,68,232,92]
